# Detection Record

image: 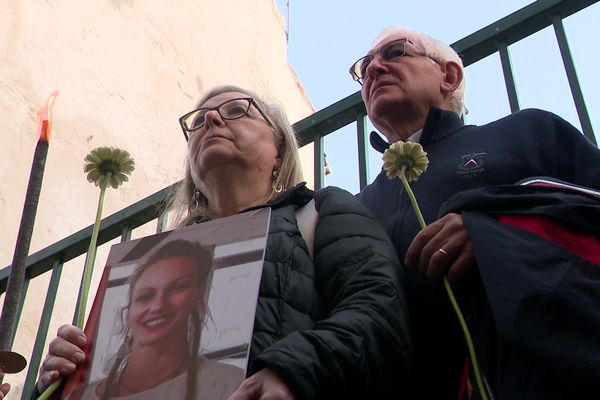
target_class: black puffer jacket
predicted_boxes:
[247,183,411,400]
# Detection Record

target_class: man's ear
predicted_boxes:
[440,60,463,95]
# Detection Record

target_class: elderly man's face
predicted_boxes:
[360,31,446,139]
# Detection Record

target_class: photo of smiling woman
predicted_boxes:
[69,239,243,400]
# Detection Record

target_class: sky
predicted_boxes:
[276,0,600,194]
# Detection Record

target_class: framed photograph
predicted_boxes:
[62,208,271,400]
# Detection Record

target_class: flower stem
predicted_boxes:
[76,181,107,328]
[37,181,108,400]
[37,380,60,400]
[400,167,426,230]
[443,277,488,400]
[400,167,488,400]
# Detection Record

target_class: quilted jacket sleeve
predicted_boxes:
[250,186,411,400]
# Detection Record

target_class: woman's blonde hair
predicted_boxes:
[167,85,303,227]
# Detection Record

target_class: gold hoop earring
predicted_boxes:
[191,190,201,212]
[271,170,284,197]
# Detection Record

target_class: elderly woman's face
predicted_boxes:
[186,91,281,190]
[128,256,204,346]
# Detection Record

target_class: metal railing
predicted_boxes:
[1,0,597,398]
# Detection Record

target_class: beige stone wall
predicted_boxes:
[0,0,313,396]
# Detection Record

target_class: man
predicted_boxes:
[352,26,600,398]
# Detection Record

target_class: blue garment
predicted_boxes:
[441,180,600,399]
[358,107,600,398]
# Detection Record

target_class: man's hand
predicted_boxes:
[228,367,296,400]
[405,213,475,284]
[37,324,87,393]
[0,373,10,399]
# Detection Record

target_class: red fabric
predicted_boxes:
[498,215,600,267]
[457,358,471,400]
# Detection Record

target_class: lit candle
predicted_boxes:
[0,92,58,373]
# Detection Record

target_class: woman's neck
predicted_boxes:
[201,171,273,218]
[119,344,189,393]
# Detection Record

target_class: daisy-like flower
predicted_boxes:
[78,149,134,326]
[382,140,489,400]
[84,146,135,189]
[382,141,429,182]
[383,141,429,229]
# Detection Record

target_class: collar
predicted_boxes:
[369,107,465,153]
[407,129,423,143]
[242,182,314,212]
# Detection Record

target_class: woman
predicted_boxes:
[34,85,411,400]
[68,239,243,400]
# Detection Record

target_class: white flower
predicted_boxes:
[84,146,135,188]
[382,141,429,182]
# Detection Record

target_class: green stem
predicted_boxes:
[37,380,60,400]
[400,167,426,230]
[38,182,108,400]
[399,167,488,400]
[443,277,488,400]
[77,182,107,328]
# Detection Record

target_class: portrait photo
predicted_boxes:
[62,208,271,400]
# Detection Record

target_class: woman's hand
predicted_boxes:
[0,373,10,399]
[37,325,87,393]
[228,367,296,400]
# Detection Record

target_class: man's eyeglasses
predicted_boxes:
[179,97,273,141]
[349,38,433,85]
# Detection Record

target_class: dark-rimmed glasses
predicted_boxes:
[349,38,433,85]
[179,97,274,141]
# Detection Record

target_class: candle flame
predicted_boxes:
[36,91,59,142]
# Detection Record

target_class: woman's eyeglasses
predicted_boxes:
[179,97,273,141]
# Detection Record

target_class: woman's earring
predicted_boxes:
[187,312,195,353]
[271,170,283,197]
[191,189,201,212]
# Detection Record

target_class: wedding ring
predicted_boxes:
[437,248,448,256]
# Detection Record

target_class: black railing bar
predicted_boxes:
[21,259,64,400]
[314,134,325,190]
[453,0,599,66]
[121,225,132,242]
[498,40,521,113]
[552,14,596,145]
[356,114,369,191]
[0,184,176,292]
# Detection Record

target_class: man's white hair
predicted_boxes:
[373,27,467,116]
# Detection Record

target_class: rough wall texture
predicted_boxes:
[0,0,313,395]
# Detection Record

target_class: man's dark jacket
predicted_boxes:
[441,179,600,399]
[358,107,600,398]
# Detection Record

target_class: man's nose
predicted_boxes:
[366,55,388,78]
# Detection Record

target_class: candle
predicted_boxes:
[0,92,58,373]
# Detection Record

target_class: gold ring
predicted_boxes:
[437,248,448,256]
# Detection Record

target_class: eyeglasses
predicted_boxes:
[179,97,274,141]
[349,38,434,85]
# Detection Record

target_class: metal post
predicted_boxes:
[498,40,521,113]
[552,13,596,145]
[314,134,324,190]
[21,260,63,400]
[356,114,369,190]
